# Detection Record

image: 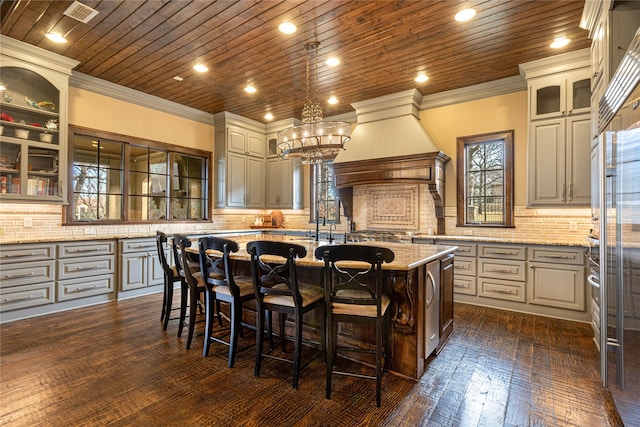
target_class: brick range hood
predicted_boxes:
[331,89,450,234]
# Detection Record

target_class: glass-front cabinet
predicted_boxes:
[0,67,62,201]
[529,69,591,120]
[0,36,77,203]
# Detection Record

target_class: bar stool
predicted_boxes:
[156,231,182,330]
[173,234,205,348]
[199,236,255,367]
[247,240,325,389]
[315,244,395,407]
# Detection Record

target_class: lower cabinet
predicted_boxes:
[0,243,56,312]
[527,246,585,311]
[57,240,116,301]
[120,238,164,292]
[436,239,589,322]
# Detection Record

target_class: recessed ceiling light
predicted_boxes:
[455,8,476,22]
[326,57,340,67]
[193,63,208,73]
[264,113,274,120]
[415,73,429,83]
[327,96,338,105]
[278,22,297,34]
[45,32,67,43]
[244,85,257,94]
[550,36,571,49]
[173,76,184,82]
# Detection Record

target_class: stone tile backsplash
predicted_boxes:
[0,190,592,245]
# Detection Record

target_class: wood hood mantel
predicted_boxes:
[331,152,450,234]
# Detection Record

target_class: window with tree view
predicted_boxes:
[457,130,513,227]
[67,127,209,224]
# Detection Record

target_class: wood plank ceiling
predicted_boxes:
[0,0,591,124]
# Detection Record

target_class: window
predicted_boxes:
[66,126,210,224]
[457,130,514,227]
[310,160,340,224]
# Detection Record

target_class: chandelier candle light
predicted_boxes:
[277,42,351,164]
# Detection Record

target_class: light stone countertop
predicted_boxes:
[192,233,458,271]
[1,228,590,247]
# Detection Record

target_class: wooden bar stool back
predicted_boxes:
[315,244,395,407]
[156,231,182,330]
[199,236,255,367]
[173,234,205,349]
[246,240,325,389]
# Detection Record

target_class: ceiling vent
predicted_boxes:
[63,1,99,24]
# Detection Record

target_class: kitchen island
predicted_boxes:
[209,233,457,380]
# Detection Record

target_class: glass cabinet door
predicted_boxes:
[570,78,591,114]
[0,66,64,202]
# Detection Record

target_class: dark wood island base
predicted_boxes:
[206,235,457,380]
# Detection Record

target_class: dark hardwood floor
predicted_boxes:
[0,293,623,426]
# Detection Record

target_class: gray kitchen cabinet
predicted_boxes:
[477,243,527,303]
[0,243,55,312]
[266,156,293,208]
[520,54,591,207]
[0,37,78,204]
[527,246,586,311]
[214,113,266,208]
[120,238,164,291]
[528,114,591,206]
[450,242,477,296]
[57,240,115,301]
[437,238,590,322]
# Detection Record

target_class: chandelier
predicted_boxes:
[277,42,351,164]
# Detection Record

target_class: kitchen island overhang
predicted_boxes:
[194,234,457,380]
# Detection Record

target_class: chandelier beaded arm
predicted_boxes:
[277,42,351,164]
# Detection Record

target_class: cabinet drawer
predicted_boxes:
[120,238,157,254]
[454,256,476,276]
[453,276,476,296]
[479,244,525,260]
[0,260,55,287]
[57,255,115,280]
[452,243,477,257]
[528,246,585,265]
[478,278,526,302]
[0,283,55,312]
[58,241,115,258]
[478,259,526,281]
[57,275,115,301]
[0,243,55,264]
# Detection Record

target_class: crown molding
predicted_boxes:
[420,75,526,109]
[519,48,591,80]
[0,35,79,75]
[69,71,213,125]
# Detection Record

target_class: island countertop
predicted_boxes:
[196,233,458,271]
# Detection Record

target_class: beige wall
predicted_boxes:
[421,91,528,207]
[69,87,214,150]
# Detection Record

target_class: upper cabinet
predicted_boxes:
[265,135,303,209]
[581,0,640,136]
[520,50,591,207]
[529,70,591,121]
[0,36,78,203]
[214,112,266,208]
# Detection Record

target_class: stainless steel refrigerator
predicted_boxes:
[598,29,640,426]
